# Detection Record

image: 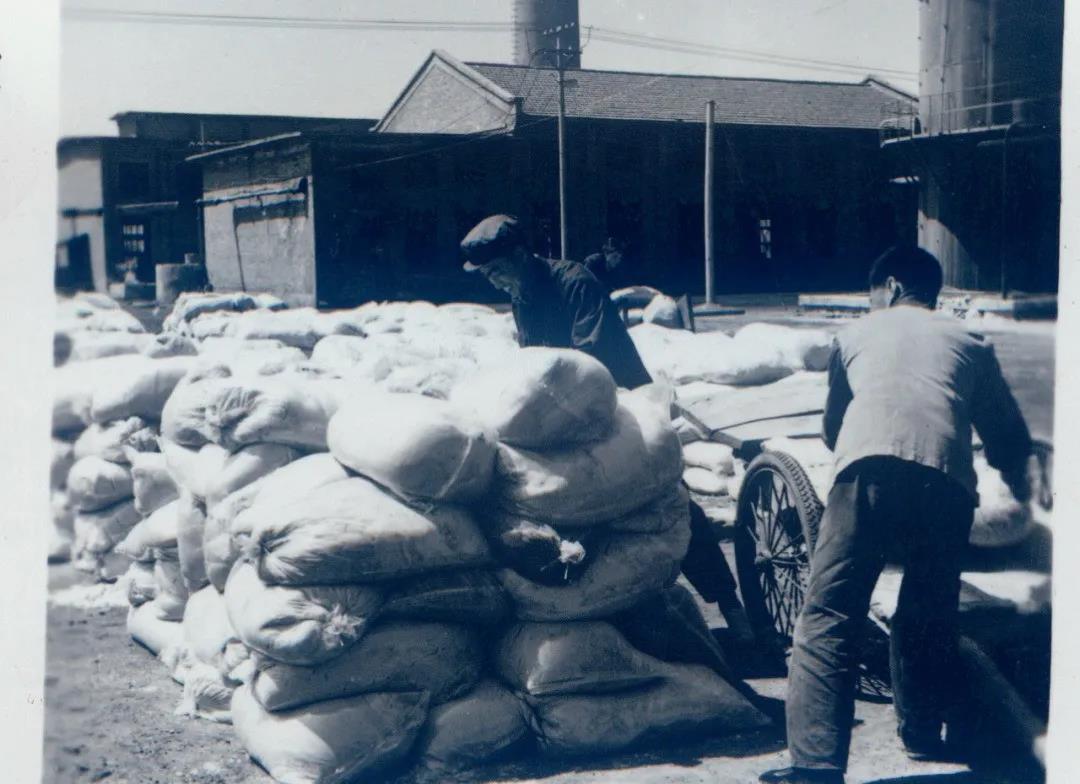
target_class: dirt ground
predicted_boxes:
[43,561,1045,784]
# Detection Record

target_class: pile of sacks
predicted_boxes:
[54,293,150,364]
[630,321,833,387]
[51,351,194,567]
[109,344,768,783]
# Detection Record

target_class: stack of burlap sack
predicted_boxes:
[51,350,193,569]
[54,293,150,364]
[109,341,767,784]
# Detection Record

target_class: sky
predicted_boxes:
[60,0,920,136]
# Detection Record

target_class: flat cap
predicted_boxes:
[460,214,524,271]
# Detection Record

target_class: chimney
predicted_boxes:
[513,0,580,68]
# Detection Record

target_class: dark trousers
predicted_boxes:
[682,497,741,609]
[786,457,975,772]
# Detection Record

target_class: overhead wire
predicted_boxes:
[63,6,916,81]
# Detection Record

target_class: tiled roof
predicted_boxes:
[467,62,913,130]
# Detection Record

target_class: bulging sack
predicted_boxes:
[495,621,666,697]
[733,322,833,373]
[183,585,240,668]
[231,683,429,784]
[970,454,1034,548]
[129,452,179,516]
[246,477,491,586]
[73,499,141,556]
[380,571,510,626]
[682,441,735,476]
[125,560,158,607]
[89,356,195,424]
[452,348,618,449]
[116,499,180,562]
[497,509,691,621]
[642,294,682,328]
[225,561,383,666]
[51,439,76,490]
[416,680,530,773]
[250,621,482,712]
[152,556,190,621]
[127,601,184,656]
[73,417,156,464]
[526,661,770,757]
[607,485,689,534]
[327,392,495,503]
[66,456,134,512]
[176,491,210,592]
[479,515,590,585]
[493,398,683,525]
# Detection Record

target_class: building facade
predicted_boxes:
[189,51,917,305]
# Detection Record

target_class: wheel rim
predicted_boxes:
[743,467,811,639]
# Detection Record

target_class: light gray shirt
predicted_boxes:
[823,303,1031,499]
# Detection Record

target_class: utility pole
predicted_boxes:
[704,100,716,304]
[541,22,577,261]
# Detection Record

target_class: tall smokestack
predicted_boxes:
[513,0,580,68]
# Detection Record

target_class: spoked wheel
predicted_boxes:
[734,450,823,645]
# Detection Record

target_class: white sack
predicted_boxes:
[152,556,190,621]
[66,456,134,512]
[496,621,666,697]
[682,441,735,476]
[176,491,210,592]
[497,509,691,621]
[127,602,184,657]
[129,452,179,516]
[182,585,240,668]
[493,398,683,525]
[526,662,770,757]
[245,477,491,586]
[116,500,180,562]
[451,347,618,449]
[416,680,529,773]
[733,322,834,372]
[51,439,76,490]
[682,467,729,496]
[142,332,198,358]
[250,621,482,712]
[231,684,428,784]
[327,392,495,503]
[630,323,795,387]
[970,454,1035,548]
[125,560,158,607]
[225,561,383,666]
[89,356,195,424]
[53,355,147,433]
[642,294,682,328]
[73,418,156,464]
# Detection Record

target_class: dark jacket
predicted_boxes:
[512,256,653,390]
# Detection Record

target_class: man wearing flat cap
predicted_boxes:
[461,214,652,390]
[461,213,761,660]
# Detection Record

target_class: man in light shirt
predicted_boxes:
[761,246,1032,784]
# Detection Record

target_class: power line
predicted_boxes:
[62,7,917,80]
[590,27,917,79]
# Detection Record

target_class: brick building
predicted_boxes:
[188,51,917,305]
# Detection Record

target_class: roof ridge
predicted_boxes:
[464,60,876,89]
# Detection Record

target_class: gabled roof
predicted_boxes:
[466,61,914,130]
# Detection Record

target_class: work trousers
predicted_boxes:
[682,497,741,610]
[786,456,975,772]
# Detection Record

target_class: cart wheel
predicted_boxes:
[734,450,823,643]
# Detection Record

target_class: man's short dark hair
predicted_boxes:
[868,245,944,302]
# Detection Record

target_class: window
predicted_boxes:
[121,222,148,277]
[758,218,773,260]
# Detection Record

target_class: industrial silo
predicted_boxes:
[913,0,1062,292]
[513,0,581,68]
